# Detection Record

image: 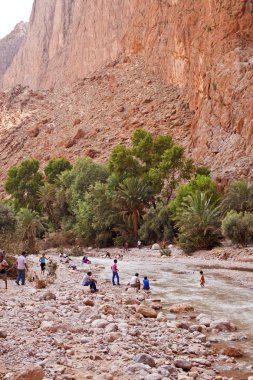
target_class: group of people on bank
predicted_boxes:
[81,258,150,293]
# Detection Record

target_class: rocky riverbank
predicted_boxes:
[1,250,253,380]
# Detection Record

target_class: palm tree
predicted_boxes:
[38,183,56,222]
[175,192,221,253]
[221,180,253,213]
[114,177,151,240]
[18,208,44,254]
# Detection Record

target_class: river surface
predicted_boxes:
[84,257,253,363]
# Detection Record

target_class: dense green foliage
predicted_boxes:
[2,129,253,253]
[221,180,253,213]
[44,157,72,184]
[175,192,221,253]
[222,211,253,246]
[139,203,174,244]
[0,203,16,234]
[5,159,44,211]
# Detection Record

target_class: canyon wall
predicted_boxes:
[0,22,27,79]
[0,0,253,181]
[1,0,134,89]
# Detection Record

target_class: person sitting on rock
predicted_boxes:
[129,273,140,290]
[143,275,150,290]
[82,256,91,264]
[0,252,8,290]
[82,271,97,292]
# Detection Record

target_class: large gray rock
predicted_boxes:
[174,358,192,371]
[133,353,156,368]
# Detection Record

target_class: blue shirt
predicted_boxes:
[143,279,150,289]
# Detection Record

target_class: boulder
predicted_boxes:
[210,319,237,332]
[91,319,108,329]
[11,365,44,380]
[40,292,56,301]
[174,358,192,371]
[169,303,194,313]
[0,331,7,338]
[136,305,157,318]
[222,347,243,357]
[133,353,156,368]
[152,243,160,250]
[83,298,94,306]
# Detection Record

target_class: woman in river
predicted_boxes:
[82,256,91,264]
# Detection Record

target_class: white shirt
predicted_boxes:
[17,255,26,270]
[130,275,139,285]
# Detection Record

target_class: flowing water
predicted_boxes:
[86,257,253,364]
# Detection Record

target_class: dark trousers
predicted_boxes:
[16,269,25,285]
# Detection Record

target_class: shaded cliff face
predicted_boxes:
[123,0,253,181]
[0,22,27,79]
[1,0,253,183]
[1,0,134,89]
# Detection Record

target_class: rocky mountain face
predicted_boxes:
[0,22,27,79]
[0,0,253,186]
[0,56,192,190]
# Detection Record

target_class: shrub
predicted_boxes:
[70,245,84,256]
[175,192,221,253]
[221,211,253,246]
[160,247,171,257]
[222,180,253,213]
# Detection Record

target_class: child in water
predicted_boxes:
[143,276,150,290]
[200,270,205,287]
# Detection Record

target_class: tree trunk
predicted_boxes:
[132,209,139,240]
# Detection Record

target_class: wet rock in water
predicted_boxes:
[152,243,160,250]
[40,291,56,301]
[133,353,156,368]
[222,347,244,357]
[210,319,237,332]
[196,313,212,327]
[0,331,7,338]
[174,358,192,371]
[11,365,44,380]
[169,303,194,313]
[136,305,157,318]
[83,298,94,306]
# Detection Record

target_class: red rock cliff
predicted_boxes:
[1,0,253,180]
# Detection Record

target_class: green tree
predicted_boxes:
[222,180,253,213]
[17,208,45,253]
[149,145,194,200]
[5,159,44,211]
[114,177,151,240]
[0,203,16,234]
[170,175,220,218]
[221,211,253,246]
[38,183,57,224]
[44,157,72,184]
[108,145,141,178]
[64,157,108,205]
[74,182,118,247]
[175,192,221,253]
[139,202,174,244]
